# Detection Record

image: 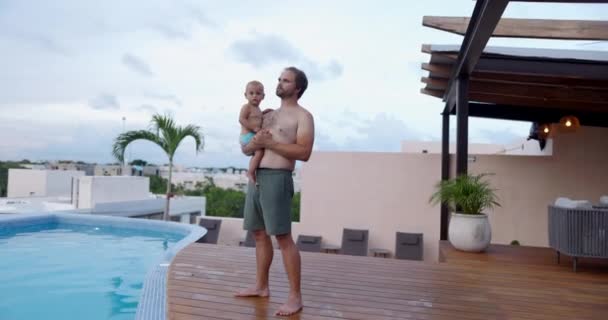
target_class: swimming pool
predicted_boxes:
[0,213,206,320]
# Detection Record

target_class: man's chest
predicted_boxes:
[263,111,298,138]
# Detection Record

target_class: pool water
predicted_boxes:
[0,222,183,320]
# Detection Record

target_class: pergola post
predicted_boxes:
[440,108,450,240]
[456,75,469,176]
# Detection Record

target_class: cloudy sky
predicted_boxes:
[0,0,606,168]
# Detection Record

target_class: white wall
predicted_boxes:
[46,170,84,197]
[7,169,83,198]
[76,177,93,209]
[402,139,552,156]
[93,196,206,217]
[76,176,150,209]
[7,169,47,197]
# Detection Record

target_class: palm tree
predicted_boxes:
[112,114,204,221]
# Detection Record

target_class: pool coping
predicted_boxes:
[0,212,207,320]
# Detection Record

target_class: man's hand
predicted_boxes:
[262,108,274,114]
[252,129,276,148]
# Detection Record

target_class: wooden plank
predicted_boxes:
[422,45,459,60]
[421,88,444,98]
[511,0,608,3]
[467,92,608,112]
[422,44,432,53]
[422,81,608,112]
[167,243,608,320]
[422,63,452,78]
[420,77,608,103]
[471,72,608,89]
[423,16,608,40]
[421,77,447,90]
[468,80,608,103]
[423,60,608,87]
[464,102,608,127]
[424,76,608,92]
[439,241,608,269]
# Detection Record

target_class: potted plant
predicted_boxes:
[429,173,500,252]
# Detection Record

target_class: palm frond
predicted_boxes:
[168,124,204,156]
[429,173,500,215]
[113,113,204,163]
[150,113,177,141]
[112,130,164,163]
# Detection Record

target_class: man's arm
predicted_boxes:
[261,111,315,161]
[241,140,263,155]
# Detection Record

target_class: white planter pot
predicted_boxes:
[448,212,491,252]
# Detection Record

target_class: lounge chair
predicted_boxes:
[340,228,368,256]
[196,218,222,244]
[395,232,423,260]
[296,235,322,252]
[241,230,256,247]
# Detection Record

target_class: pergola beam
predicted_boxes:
[421,63,451,77]
[443,0,509,106]
[510,1,608,3]
[422,89,608,112]
[423,16,608,41]
[422,57,608,84]
[423,78,608,101]
[462,102,608,127]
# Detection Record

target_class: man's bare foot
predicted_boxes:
[234,286,269,298]
[275,296,303,316]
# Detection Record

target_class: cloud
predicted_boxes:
[229,34,299,67]
[343,113,425,152]
[313,131,342,151]
[143,92,183,107]
[299,59,344,81]
[149,4,218,39]
[314,112,425,152]
[122,53,154,77]
[2,30,70,56]
[137,104,158,113]
[89,93,120,110]
[326,60,343,78]
[151,23,191,40]
[186,5,218,29]
[228,33,343,81]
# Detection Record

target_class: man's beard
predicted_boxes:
[276,88,295,99]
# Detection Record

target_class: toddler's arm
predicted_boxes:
[239,104,256,131]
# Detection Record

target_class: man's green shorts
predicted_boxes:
[243,168,294,236]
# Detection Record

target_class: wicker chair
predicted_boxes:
[548,205,608,272]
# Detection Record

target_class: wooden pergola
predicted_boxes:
[421,0,608,240]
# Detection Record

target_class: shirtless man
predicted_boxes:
[234,66,315,317]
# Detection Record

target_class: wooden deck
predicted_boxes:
[439,240,608,271]
[168,243,608,320]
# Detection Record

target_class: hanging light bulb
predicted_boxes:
[538,123,552,139]
[559,115,580,133]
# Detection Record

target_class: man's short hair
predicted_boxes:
[285,67,308,99]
